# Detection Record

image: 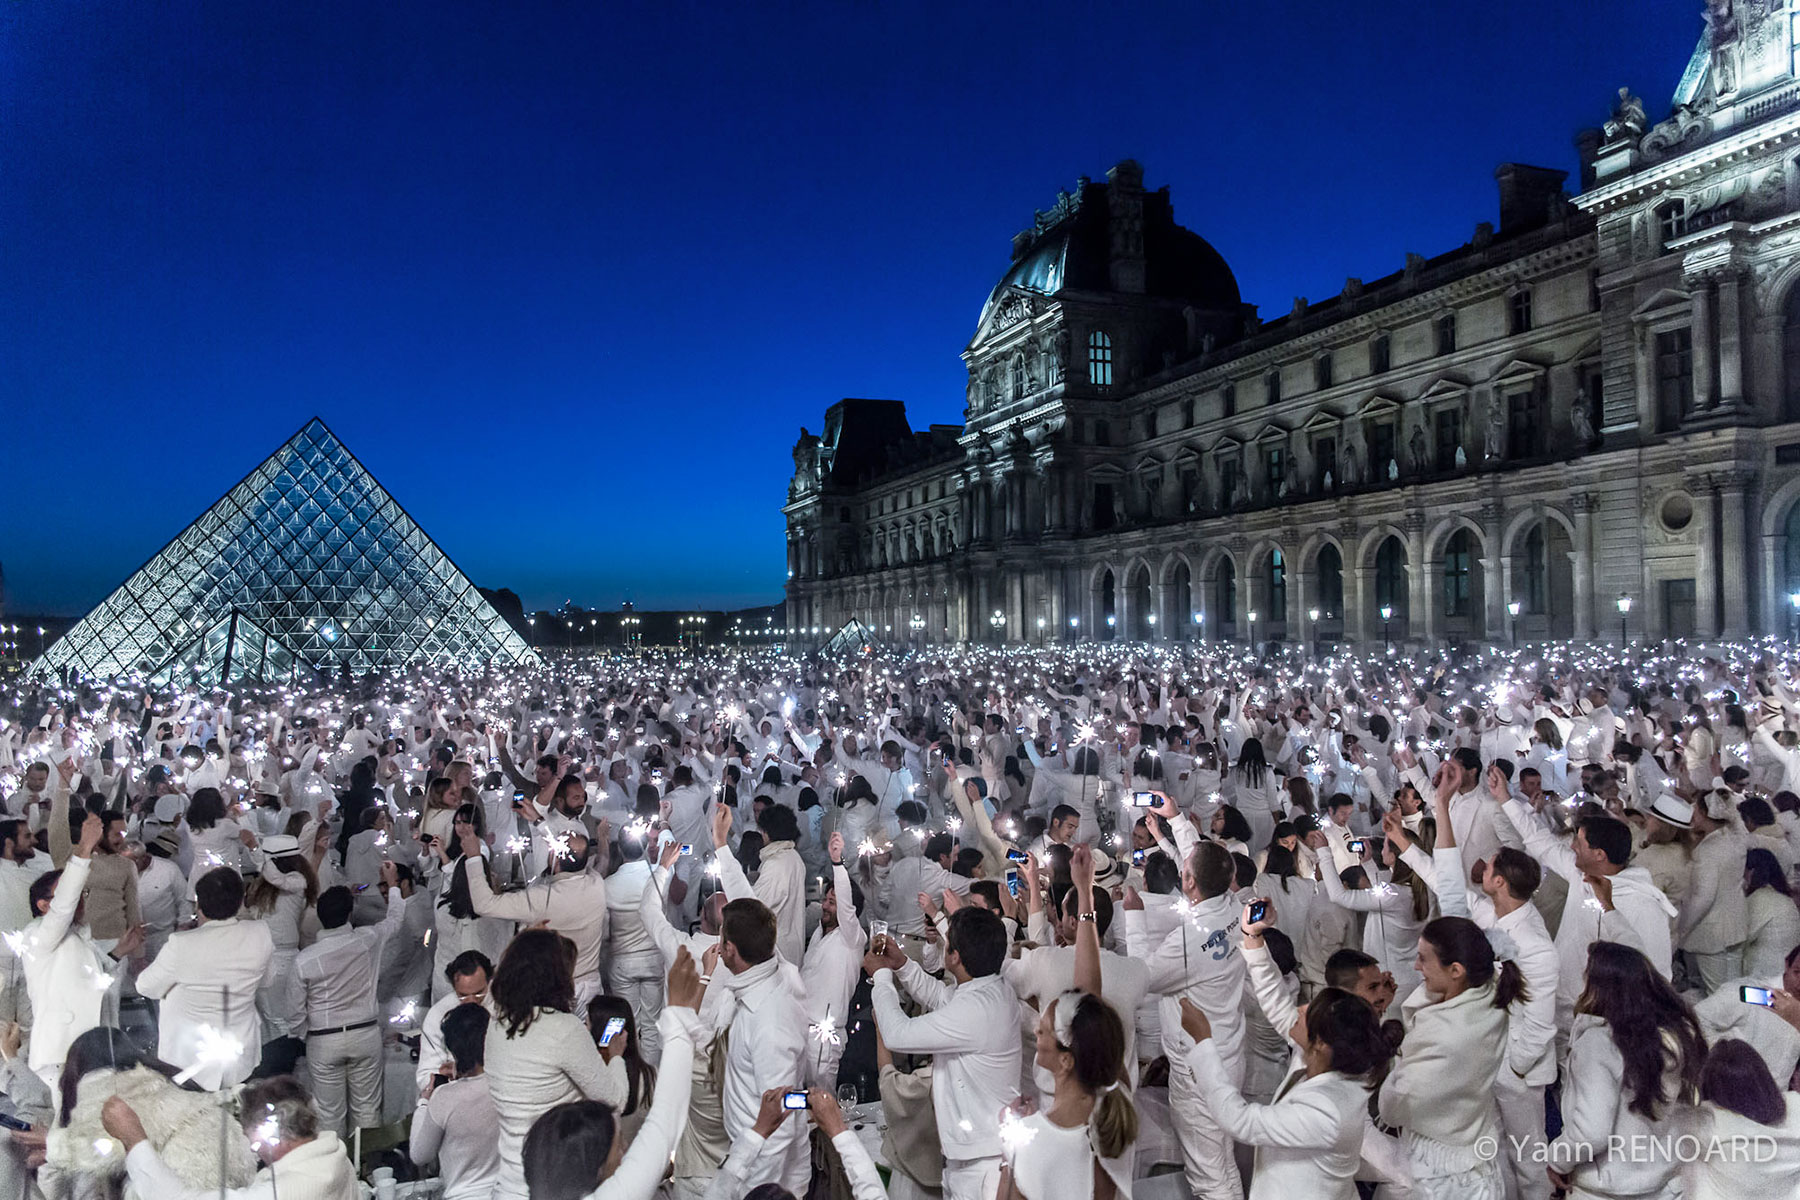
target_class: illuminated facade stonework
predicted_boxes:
[785,4,1800,646]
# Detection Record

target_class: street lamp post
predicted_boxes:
[1379,604,1394,655]
[1036,616,1046,645]
[909,612,925,649]
[1105,614,1116,639]
[1507,600,1521,649]
[1247,609,1259,650]
[1068,615,1079,645]
[989,609,1006,643]
[1146,611,1157,641]
[526,616,536,648]
[1308,607,1321,656]
[1193,611,1203,642]
[1616,594,1632,648]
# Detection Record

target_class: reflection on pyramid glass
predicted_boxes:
[34,418,538,685]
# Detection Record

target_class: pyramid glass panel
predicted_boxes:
[34,418,537,683]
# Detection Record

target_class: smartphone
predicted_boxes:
[1742,985,1777,1007]
[1132,849,1146,866]
[512,790,527,809]
[1005,847,1027,863]
[0,1113,32,1132]
[599,1016,627,1047]
[1247,898,1269,925]
[679,843,693,856]
[1005,869,1020,898]
[428,1073,451,1091]
[1347,839,1368,856]
[870,920,890,954]
[782,1090,810,1111]
[1131,791,1157,808]
[652,769,665,784]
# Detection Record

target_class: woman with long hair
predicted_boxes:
[433,805,507,1000]
[1683,1038,1800,1199]
[517,950,709,1200]
[1253,838,1316,966]
[1210,804,1253,857]
[1523,718,1568,796]
[1226,738,1281,856]
[1378,916,1524,1199]
[182,788,247,883]
[1182,988,1394,1198]
[1742,846,1800,978]
[485,930,627,1200]
[585,996,656,1152]
[1319,824,1435,1004]
[1546,941,1705,1200]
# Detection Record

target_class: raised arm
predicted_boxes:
[1071,845,1103,998]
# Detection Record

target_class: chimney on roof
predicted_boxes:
[1494,164,1568,235]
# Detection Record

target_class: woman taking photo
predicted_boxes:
[1547,941,1705,1200]
[1319,827,1435,1005]
[485,929,628,1200]
[1378,915,1523,1199]
[1181,987,1392,1198]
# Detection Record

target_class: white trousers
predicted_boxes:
[1687,945,1743,996]
[940,1155,1000,1200]
[1170,1054,1244,1200]
[305,1025,383,1136]
[1495,1072,1549,1200]
[604,950,666,1068]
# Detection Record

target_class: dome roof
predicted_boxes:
[977,170,1240,328]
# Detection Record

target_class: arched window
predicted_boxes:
[1443,529,1473,617]
[1375,538,1407,618]
[1317,544,1344,616]
[1523,524,1547,614]
[1267,550,1286,621]
[1217,559,1237,625]
[1101,570,1117,639]
[1088,331,1113,386]
[1010,355,1026,399]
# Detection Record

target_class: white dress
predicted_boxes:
[1004,1109,1132,1200]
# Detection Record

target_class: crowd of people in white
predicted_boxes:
[2,638,1800,1200]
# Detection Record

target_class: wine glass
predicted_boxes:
[836,1081,861,1122]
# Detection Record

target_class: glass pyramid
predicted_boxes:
[35,418,538,684]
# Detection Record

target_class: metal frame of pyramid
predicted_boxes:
[33,417,539,684]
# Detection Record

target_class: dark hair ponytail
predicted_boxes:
[1420,916,1529,1009]
[1059,993,1138,1160]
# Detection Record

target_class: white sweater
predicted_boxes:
[1378,981,1508,1178]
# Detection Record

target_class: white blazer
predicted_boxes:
[1189,1039,1366,1199]
[18,856,117,1081]
[137,916,276,1087]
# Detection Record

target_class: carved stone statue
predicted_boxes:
[1485,401,1507,461]
[1604,87,1648,143]
[1340,438,1362,488]
[1571,387,1597,447]
[1283,454,1301,498]
[1408,425,1429,474]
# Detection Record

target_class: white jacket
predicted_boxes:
[17,856,118,1081]
[125,1131,357,1200]
[137,916,277,1088]
[1681,1093,1800,1200]
[1378,981,1508,1178]
[1190,1040,1366,1199]
[1547,1015,1684,1199]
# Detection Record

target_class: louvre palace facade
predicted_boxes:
[785,3,1800,648]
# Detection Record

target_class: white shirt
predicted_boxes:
[0,854,53,932]
[485,1009,627,1200]
[1124,891,1250,1072]
[602,859,658,960]
[872,961,1021,1160]
[718,958,809,1190]
[290,888,405,1031]
[135,855,190,943]
[407,1075,499,1200]
[1004,942,1150,1076]
[16,856,116,1080]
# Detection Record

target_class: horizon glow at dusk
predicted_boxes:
[0,1,1699,617]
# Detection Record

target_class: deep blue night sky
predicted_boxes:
[1,1,1702,616]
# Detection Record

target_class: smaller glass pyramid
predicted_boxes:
[35,418,538,684]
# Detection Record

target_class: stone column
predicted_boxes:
[1155,582,1174,641]
[1237,562,1255,644]
[1717,270,1745,411]
[1690,280,1716,413]
[1293,569,1313,649]
[1693,476,1720,637]
[1721,471,1752,638]
[1571,494,1597,640]
[1481,503,1505,642]
[1406,520,1431,645]
[1350,563,1372,645]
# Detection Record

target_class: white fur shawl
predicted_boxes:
[46,1066,260,1188]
